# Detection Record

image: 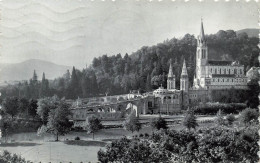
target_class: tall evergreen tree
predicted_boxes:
[40,72,49,97]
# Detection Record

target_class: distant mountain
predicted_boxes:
[0,59,71,82]
[236,28,258,38]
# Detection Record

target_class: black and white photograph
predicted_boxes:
[0,0,259,162]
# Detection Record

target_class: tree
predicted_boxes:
[2,97,19,119]
[28,99,38,119]
[150,117,168,131]
[123,112,142,133]
[0,117,12,143]
[18,98,29,117]
[226,114,235,125]
[37,101,72,141]
[239,108,259,126]
[247,79,260,109]
[145,74,152,92]
[183,109,198,131]
[32,70,38,83]
[84,116,102,140]
[39,72,49,97]
[37,95,60,125]
[216,109,225,126]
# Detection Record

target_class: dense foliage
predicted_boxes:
[239,108,259,126]
[211,88,247,103]
[150,116,168,131]
[183,109,198,131]
[194,103,247,115]
[0,30,258,99]
[123,112,142,133]
[84,115,103,140]
[0,150,32,163]
[37,98,72,141]
[98,125,259,163]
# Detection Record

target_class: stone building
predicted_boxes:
[70,21,249,121]
[193,21,247,90]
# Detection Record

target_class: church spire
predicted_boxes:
[181,59,188,77]
[168,59,174,78]
[200,19,205,41]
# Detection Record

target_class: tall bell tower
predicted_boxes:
[196,20,208,78]
[195,20,208,87]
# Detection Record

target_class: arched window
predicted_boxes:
[234,69,237,74]
[220,69,222,74]
[215,69,217,74]
[229,69,230,74]
[224,69,226,74]
[240,69,242,74]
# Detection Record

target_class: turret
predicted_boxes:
[167,59,175,90]
[180,59,189,92]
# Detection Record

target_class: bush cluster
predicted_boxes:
[2,118,41,134]
[194,103,247,115]
[0,150,32,163]
[98,125,259,163]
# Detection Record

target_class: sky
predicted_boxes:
[0,0,259,68]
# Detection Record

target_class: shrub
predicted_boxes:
[75,136,80,140]
[183,109,198,131]
[195,103,247,115]
[0,150,32,163]
[144,133,149,138]
[139,133,143,137]
[239,108,259,125]
[150,117,168,131]
[216,109,225,126]
[123,111,141,133]
[98,125,259,163]
[226,114,235,125]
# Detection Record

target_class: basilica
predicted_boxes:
[70,21,249,120]
[143,21,248,114]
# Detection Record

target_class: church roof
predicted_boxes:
[207,60,232,66]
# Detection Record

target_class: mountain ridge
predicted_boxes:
[0,59,71,82]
